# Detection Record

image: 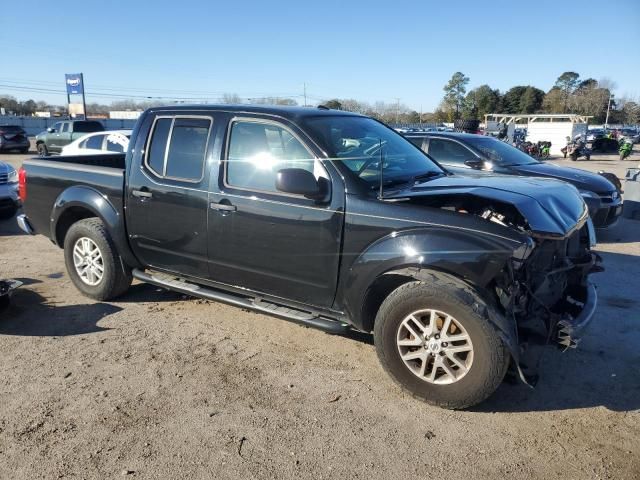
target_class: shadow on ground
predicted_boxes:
[0,286,121,336]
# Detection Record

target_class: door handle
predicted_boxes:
[132,189,153,199]
[210,201,237,212]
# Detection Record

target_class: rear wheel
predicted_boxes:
[63,218,132,300]
[374,275,509,409]
[36,143,48,157]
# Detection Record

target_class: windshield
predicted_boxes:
[302,116,444,188]
[464,136,539,166]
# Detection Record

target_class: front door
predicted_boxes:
[207,116,344,307]
[126,112,215,279]
[48,122,64,152]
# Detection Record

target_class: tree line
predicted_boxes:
[437,71,639,124]
[2,71,638,125]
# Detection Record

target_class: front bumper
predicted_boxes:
[556,281,598,349]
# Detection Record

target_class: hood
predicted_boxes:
[509,162,615,194]
[385,173,588,239]
[0,161,12,175]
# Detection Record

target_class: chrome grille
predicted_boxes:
[0,173,8,185]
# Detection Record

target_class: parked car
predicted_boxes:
[0,125,30,153]
[61,130,132,156]
[35,120,104,156]
[619,128,639,144]
[17,105,600,409]
[585,128,605,143]
[0,161,20,219]
[406,132,622,228]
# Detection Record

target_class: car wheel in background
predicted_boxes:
[36,143,48,156]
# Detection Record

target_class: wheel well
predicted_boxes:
[360,273,415,332]
[55,208,97,247]
[36,140,44,144]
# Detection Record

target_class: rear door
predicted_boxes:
[206,115,345,307]
[126,111,216,278]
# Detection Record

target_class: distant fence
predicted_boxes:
[0,115,137,136]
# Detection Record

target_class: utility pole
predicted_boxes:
[604,92,614,130]
[395,98,400,124]
[420,104,423,124]
[303,83,307,107]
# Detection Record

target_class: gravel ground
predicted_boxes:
[0,144,639,479]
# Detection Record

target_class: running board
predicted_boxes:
[132,269,350,334]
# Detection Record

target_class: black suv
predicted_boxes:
[405,132,623,228]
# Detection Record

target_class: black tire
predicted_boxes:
[63,218,132,301]
[36,143,48,157]
[20,147,29,154]
[570,153,578,161]
[619,152,625,161]
[374,274,509,409]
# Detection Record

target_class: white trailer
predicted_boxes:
[484,114,592,156]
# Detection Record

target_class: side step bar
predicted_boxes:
[132,269,350,334]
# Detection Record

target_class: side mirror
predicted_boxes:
[276,168,324,199]
[47,127,55,133]
[464,159,484,169]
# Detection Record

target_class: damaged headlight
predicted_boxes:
[511,237,535,269]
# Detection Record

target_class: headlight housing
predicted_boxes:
[7,168,18,184]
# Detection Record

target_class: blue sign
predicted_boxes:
[65,73,84,95]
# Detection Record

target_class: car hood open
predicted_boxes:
[385,173,588,239]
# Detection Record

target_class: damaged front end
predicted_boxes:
[494,216,602,384]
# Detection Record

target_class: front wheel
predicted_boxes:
[63,218,132,301]
[36,143,48,157]
[570,153,578,161]
[374,275,509,409]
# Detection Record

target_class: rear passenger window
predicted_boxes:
[147,118,172,174]
[165,118,210,180]
[145,117,211,181]
[85,135,104,150]
[226,120,318,193]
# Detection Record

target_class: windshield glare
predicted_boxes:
[303,116,443,187]
[465,136,539,166]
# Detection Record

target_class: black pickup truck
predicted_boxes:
[17,105,601,409]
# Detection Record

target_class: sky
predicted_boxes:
[1,0,639,111]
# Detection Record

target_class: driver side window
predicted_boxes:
[428,138,475,166]
[226,120,325,194]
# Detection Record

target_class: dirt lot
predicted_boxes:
[1,145,639,479]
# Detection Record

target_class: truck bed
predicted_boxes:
[21,154,126,240]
